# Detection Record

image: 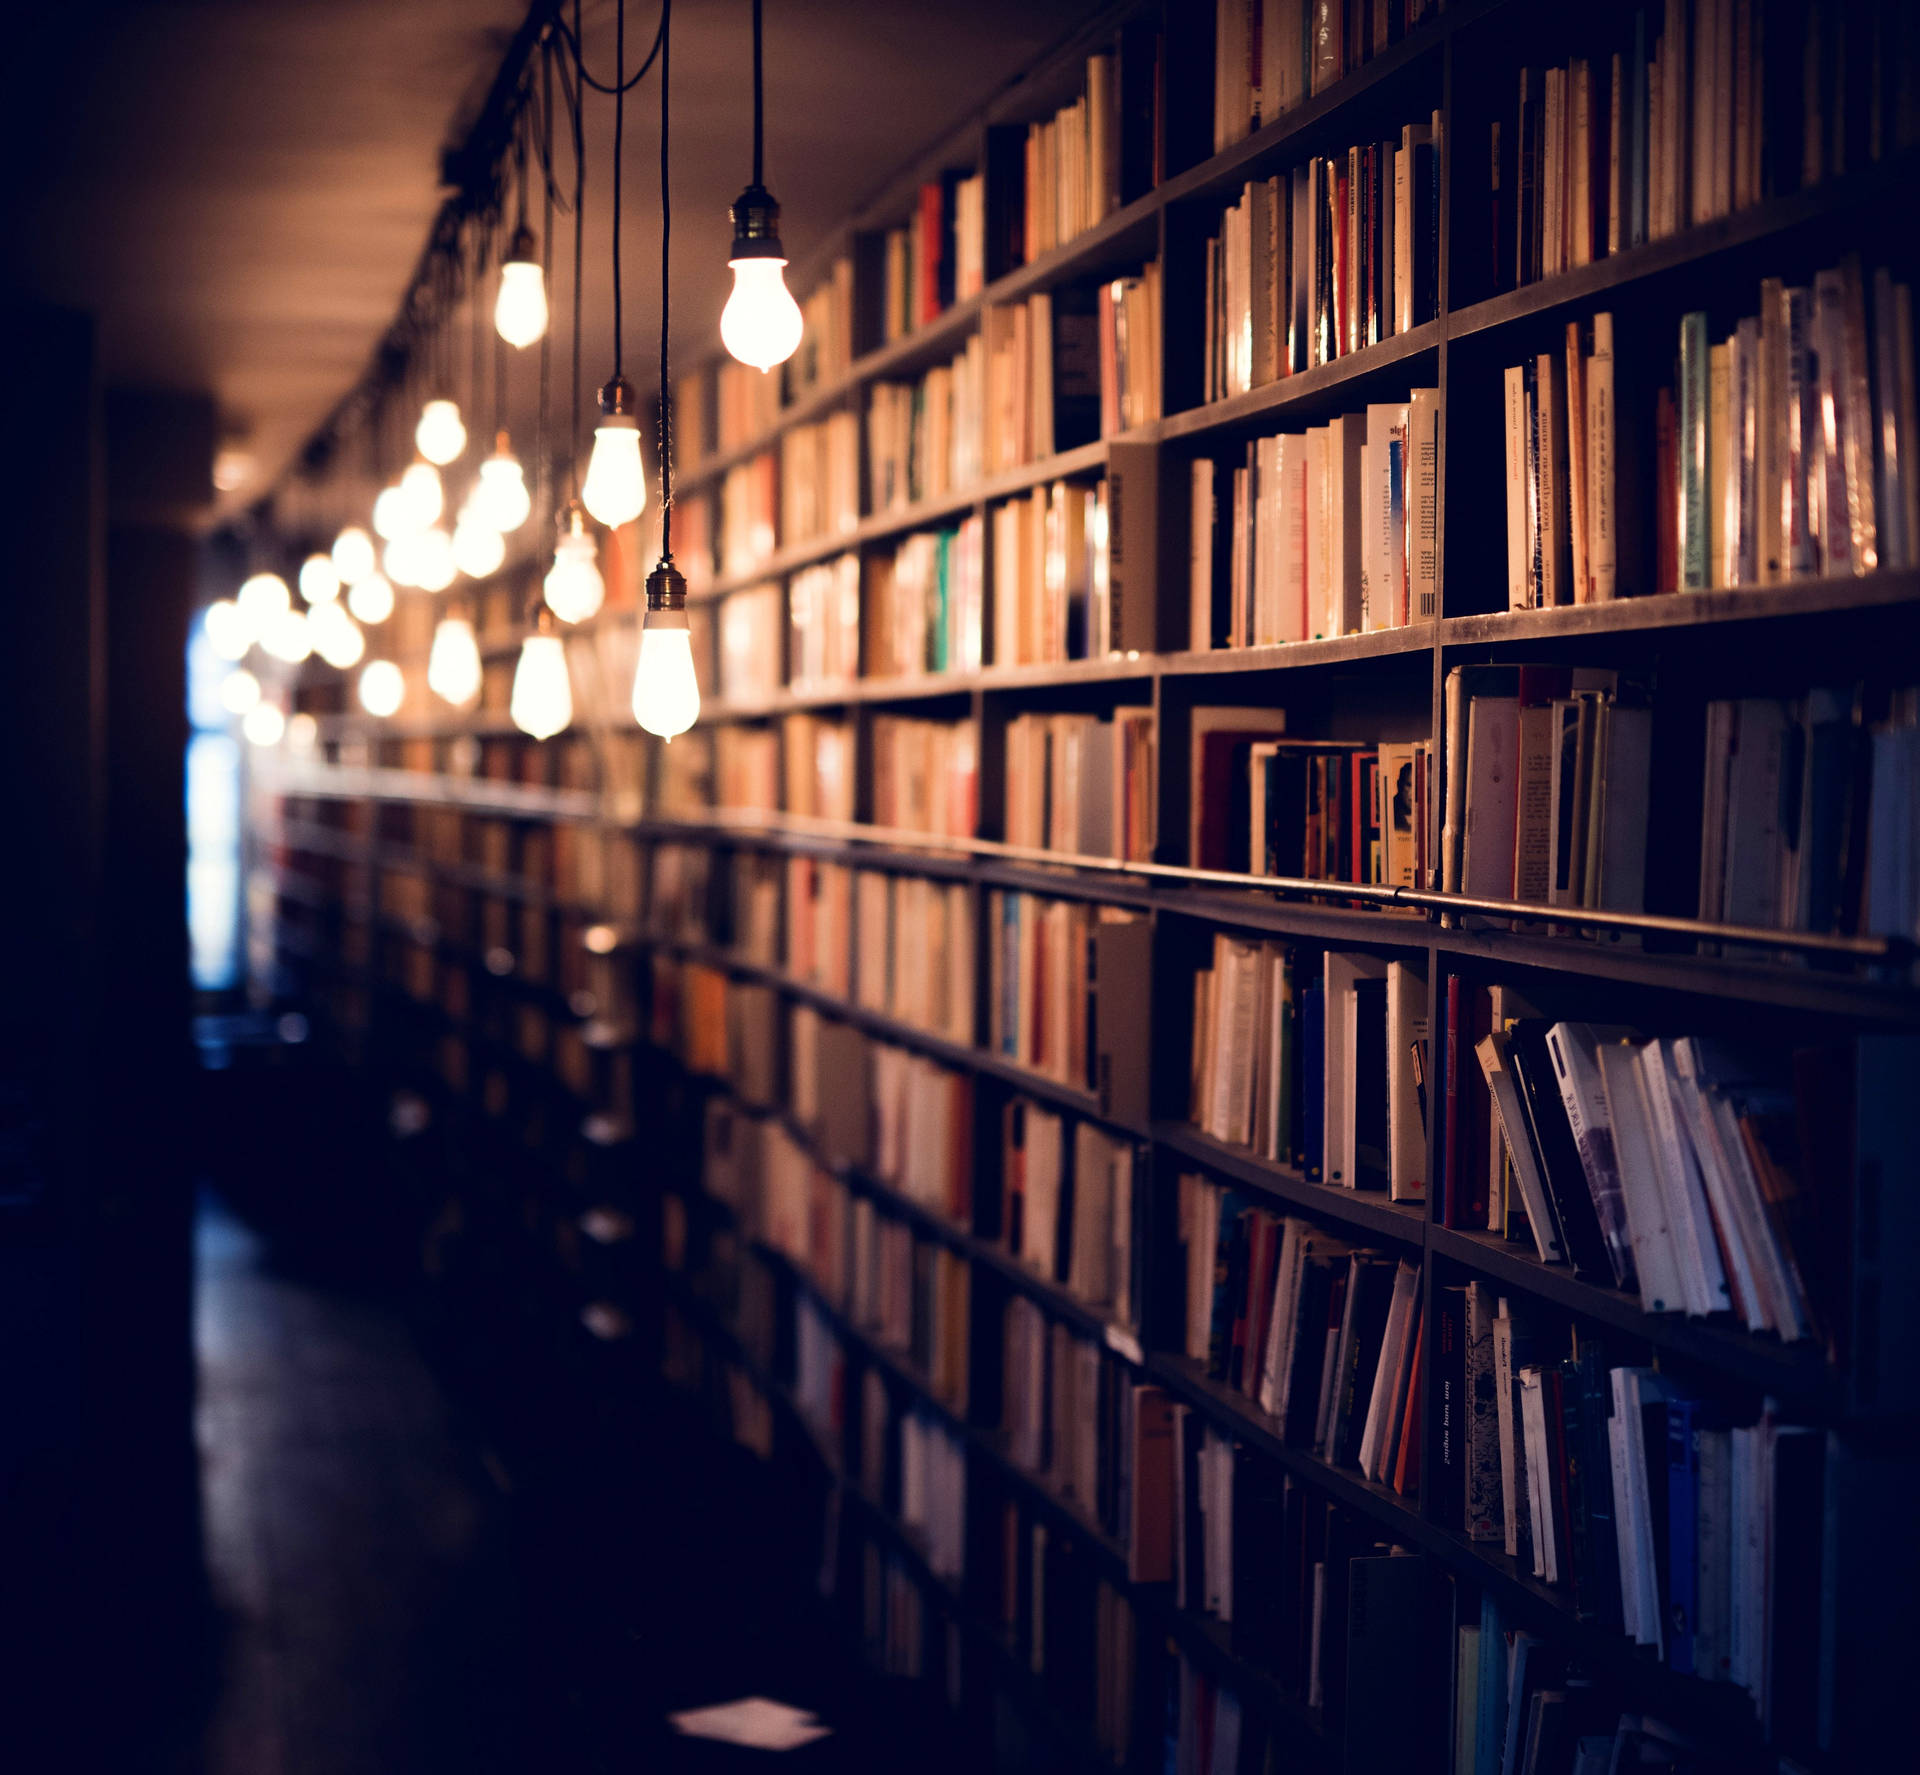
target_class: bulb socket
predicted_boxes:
[598,373,639,421]
[504,222,538,267]
[729,183,786,261]
[645,557,689,618]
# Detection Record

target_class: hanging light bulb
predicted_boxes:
[358,659,405,717]
[416,397,467,465]
[285,711,320,753]
[399,460,444,529]
[347,572,395,624]
[309,600,366,669]
[236,571,291,631]
[632,557,701,740]
[260,605,312,663]
[511,619,572,739]
[543,503,606,623]
[373,484,413,540]
[219,668,261,714]
[383,535,422,588]
[205,598,252,660]
[453,505,506,579]
[721,190,803,373]
[242,702,286,747]
[428,613,483,706]
[412,525,458,592]
[581,375,646,527]
[298,553,342,605]
[474,436,533,532]
[494,225,548,348]
[332,525,377,586]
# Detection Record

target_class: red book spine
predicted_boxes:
[918,183,944,326]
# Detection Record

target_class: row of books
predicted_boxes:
[785,855,852,996]
[1211,0,1444,153]
[867,339,986,512]
[790,256,857,402]
[781,712,856,821]
[1012,52,1124,265]
[1445,666,1652,916]
[878,170,988,344]
[1189,388,1441,647]
[780,410,861,548]
[717,582,784,702]
[1176,1173,1424,1476]
[990,475,1109,667]
[1493,0,1920,292]
[1203,119,1441,402]
[862,519,986,679]
[987,890,1150,1107]
[1001,1294,1132,1544]
[788,553,861,689]
[718,452,778,575]
[895,1405,968,1584]
[1002,709,1155,863]
[997,1097,1139,1332]
[853,869,974,1047]
[1188,936,1429,1198]
[870,714,977,838]
[1098,267,1164,438]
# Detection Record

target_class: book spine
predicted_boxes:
[1679,310,1711,588]
[1588,312,1617,600]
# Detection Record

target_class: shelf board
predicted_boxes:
[1442,570,1920,645]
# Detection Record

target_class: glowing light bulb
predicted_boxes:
[347,572,395,624]
[260,606,312,663]
[453,508,506,579]
[631,559,700,740]
[543,506,605,623]
[494,233,548,348]
[416,398,467,465]
[428,615,483,706]
[237,572,291,631]
[242,702,285,747]
[383,535,421,588]
[722,257,804,372]
[581,375,646,527]
[286,711,319,752]
[474,441,532,532]
[310,600,366,669]
[413,525,458,593]
[332,525,377,586]
[373,485,413,540]
[205,598,251,660]
[399,460,444,529]
[220,668,261,714]
[358,659,405,717]
[510,633,572,739]
[298,553,341,604]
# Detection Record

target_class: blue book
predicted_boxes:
[1678,311,1711,588]
[1666,1396,1700,1674]
[1302,982,1326,1181]
[1000,894,1020,1056]
[932,530,950,673]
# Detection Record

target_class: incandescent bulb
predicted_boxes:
[358,658,405,717]
[205,598,251,660]
[242,702,285,747]
[581,375,646,527]
[285,711,319,753]
[495,258,548,349]
[298,553,341,604]
[452,509,506,579]
[347,572,395,624]
[373,485,413,540]
[310,600,366,669]
[399,460,444,529]
[220,668,261,714]
[260,606,312,663]
[543,508,605,623]
[474,444,532,532]
[427,615,483,706]
[632,618,701,740]
[413,526,458,592]
[510,633,572,739]
[237,572,291,630]
[721,256,805,373]
[332,525,377,586]
[383,535,422,588]
[416,398,467,465]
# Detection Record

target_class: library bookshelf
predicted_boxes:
[259,2,1920,1770]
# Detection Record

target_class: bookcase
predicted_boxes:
[260,2,1920,1769]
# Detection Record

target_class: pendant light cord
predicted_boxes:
[569,0,585,497]
[538,33,554,526]
[612,0,625,381]
[752,0,764,188]
[659,0,674,545]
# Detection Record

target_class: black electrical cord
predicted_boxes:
[659,0,673,541]
[539,30,555,523]
[552,0,664,94]
[611,0,624,381]
[751,0,763,189]
[570,0,585,496]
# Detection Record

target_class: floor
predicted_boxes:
[184,1197,910,1775]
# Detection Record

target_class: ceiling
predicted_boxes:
[2,0,1099,529]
